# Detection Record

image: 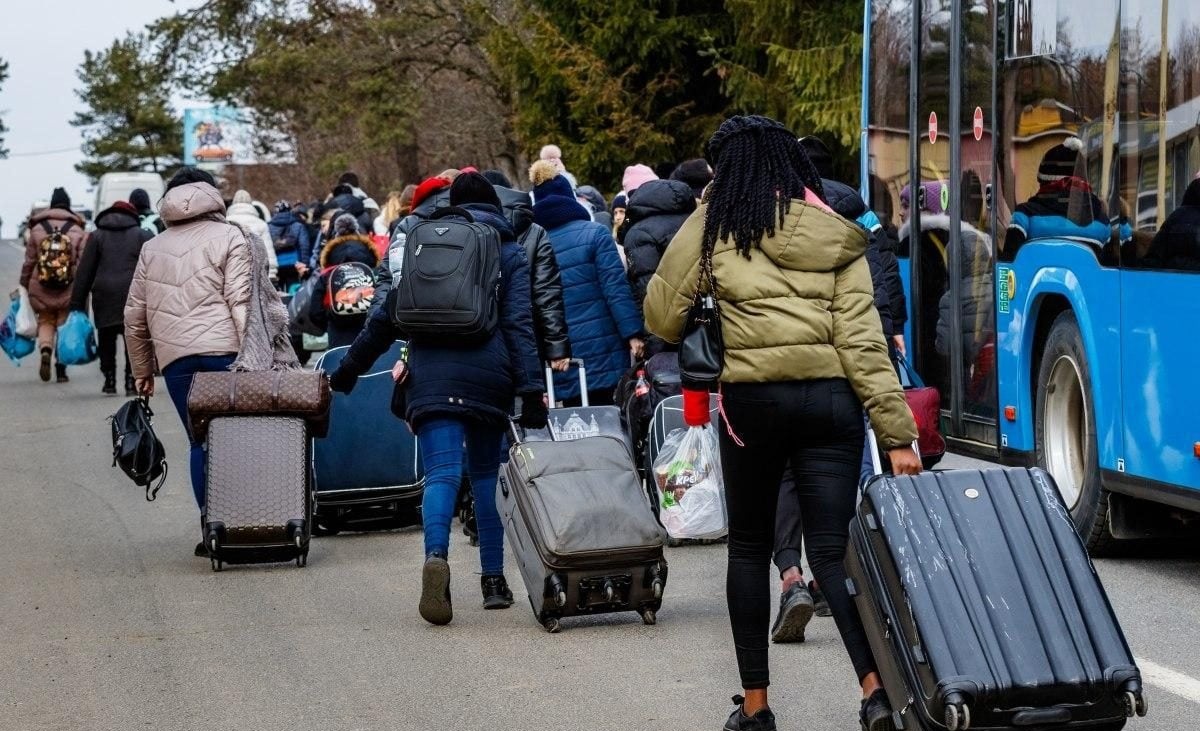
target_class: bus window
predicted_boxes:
[1120,0,1200,272]
[997,0,1120,265]
[867,0,913,233]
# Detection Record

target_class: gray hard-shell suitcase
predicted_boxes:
[203,416,312,571]
[846,443,1146,730]
[498,427,668,632]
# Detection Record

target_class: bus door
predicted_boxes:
[1116,0,1200,493]
[908,0,999,445]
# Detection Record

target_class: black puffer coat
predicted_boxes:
[821,179,905,338]
[69,205,153,328]
[1143,179,1200,271]
[496,185,571,362]
[619,179,696,314]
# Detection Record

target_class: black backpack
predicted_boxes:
[269,222,298,254]
[110,398,168,501]
[390,207,502,342]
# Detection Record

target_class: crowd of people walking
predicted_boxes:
[12,115,921,731]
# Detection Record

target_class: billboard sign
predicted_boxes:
[183,107,258,167]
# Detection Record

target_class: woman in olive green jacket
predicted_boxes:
[645,116,920,731]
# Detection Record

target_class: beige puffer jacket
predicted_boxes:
[124,183,252,379]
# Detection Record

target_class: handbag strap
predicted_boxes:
[692,237,719,305]
[271,370,284,411]
[895,354,925,388]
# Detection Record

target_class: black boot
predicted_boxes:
[55,363,69,384]
[124,371,136,397]
[481,575,514,609]
[39,348,51,382]
[102,371,117,395]
[860,689,896,731]
[418,550,453,626]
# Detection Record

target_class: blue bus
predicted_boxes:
[862,0,1200,550]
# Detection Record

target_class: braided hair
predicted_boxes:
[702,116,826,258]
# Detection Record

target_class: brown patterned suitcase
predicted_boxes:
[187,370,331,442]
[203,416,311,570]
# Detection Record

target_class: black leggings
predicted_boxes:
[718,378,874,689]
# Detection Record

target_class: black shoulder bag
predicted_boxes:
[678,240,725,390]
[110,398,168,501]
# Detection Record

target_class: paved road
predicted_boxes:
[0,239,1196,731]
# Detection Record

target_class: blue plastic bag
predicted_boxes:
[1,296,35,364]
[57,311,98,366]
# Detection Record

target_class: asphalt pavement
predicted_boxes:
[1,238,1197,731]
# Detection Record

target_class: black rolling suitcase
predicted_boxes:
[846,440,1147,731]
[312,342,423,533]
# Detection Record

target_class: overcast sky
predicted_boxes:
[0,0,203,238]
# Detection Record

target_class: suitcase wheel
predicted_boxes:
[210,557,223,572]
[641,609,657,626]
[543,617,562,633]
[944,699,970,731]
[651,579,663,601]
[1123,690,1148,718]
[554,591,567,608]
[296,550,308,568]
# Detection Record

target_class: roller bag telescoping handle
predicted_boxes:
[865,426,920,479]
[544,358,588,407]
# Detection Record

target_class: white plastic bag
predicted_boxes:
[652,425,728,539]
[14,287,37,339]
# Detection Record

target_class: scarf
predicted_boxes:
[227,223,301,372]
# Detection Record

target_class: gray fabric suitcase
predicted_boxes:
[203,415,311,571]
[498,432,668,632]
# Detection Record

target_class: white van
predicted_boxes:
[94,172,166,214]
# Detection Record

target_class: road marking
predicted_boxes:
[1137,657,1200,705]
[5,239,21,251]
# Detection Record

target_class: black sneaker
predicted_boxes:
[194,542,208,557]
[770,582,815,643]
[102,371,117,395]
[481,575,514,609]
[124,372,136,397]
[55,364,69,383]
[860,689,896,731]
[810,580,831,617]
[419,551,453,626]
[39,348,51,382]
[723,695,776,731]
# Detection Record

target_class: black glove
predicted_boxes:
[328,366,359,394]
[518,393,549,430]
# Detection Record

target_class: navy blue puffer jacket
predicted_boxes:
[335,204,543,429]
[542,217,643,400]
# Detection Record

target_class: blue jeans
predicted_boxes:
[416,417,505,575]
[163,354,237,509]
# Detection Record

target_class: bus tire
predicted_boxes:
[1034,311,1116,555]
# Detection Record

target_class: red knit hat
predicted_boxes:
[410,176,451,210]
[111,200,138,215]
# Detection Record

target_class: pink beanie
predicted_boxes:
[622,164,659,194]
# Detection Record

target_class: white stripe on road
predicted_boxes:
[5,239,21,251]
[1137,657,1200,705]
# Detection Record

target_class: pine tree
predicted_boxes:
[72,33,182,183]
[718,0,863,171]
[482,0,732,190]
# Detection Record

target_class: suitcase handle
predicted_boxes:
[866,426,920,478]
[545,358,588,408]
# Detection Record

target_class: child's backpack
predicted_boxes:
[35,220,77,288]
[324,261,376,316]
[390,207,501,343]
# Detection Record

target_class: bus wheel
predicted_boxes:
[1035,311,1115,554]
